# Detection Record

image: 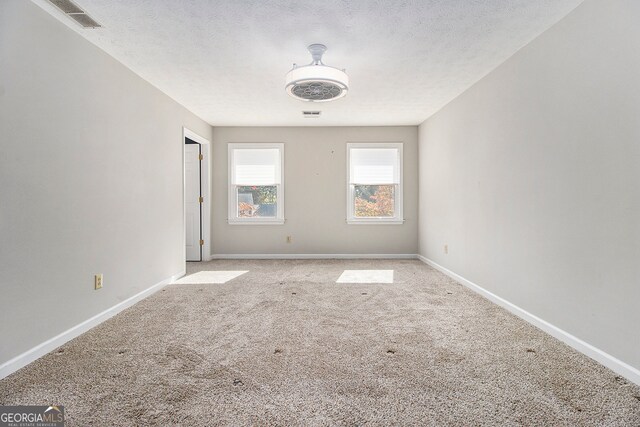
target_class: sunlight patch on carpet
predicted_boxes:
[174,271,248,284]
[336,270,394,284]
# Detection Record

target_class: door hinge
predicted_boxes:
[198,196,204,203]
[199,154,203,160]
[200,239,204,246]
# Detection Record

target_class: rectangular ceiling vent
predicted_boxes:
[48,0,102,28]
[302,111,321,118]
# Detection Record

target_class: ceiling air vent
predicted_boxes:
[47,0,102,28]
[302,111,322,118]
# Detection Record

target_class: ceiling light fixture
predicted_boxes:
[285,44,348,102]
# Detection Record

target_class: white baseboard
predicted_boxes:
[417,255,640,386]
[0,270,186,380]
[207,253,419,260]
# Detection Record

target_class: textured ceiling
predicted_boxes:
[33,0,584,126]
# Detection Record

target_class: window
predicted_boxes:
[347,143,403,224]
[228,143,284,224]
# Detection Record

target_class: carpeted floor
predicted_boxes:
[1,259,639,426]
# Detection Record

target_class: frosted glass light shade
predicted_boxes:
[285,64,349,102]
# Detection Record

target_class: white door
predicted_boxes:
[185,143,202,261]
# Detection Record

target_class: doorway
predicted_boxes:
[184,128,210,262]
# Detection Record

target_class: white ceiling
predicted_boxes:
[34,0,584,126]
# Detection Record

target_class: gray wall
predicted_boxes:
[0,1,212,365]
[419,0,640,370]
[212,126,419,255]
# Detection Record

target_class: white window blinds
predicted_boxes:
[231,148,281,185]
[349,148,400,184]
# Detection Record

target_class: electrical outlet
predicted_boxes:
[444,245,448,254]
[286,236,292,243]
[95,274,103,290]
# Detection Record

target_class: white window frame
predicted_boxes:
[346,142,404,225]
[228,142,285,225]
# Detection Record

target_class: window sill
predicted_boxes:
[228,219,285,225]
[346,218,405,225]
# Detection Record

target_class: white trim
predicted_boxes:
[209,253,419,260]
[0,270,185,380]
[201,143,211,261]
[417,255,640,386]
[184,128,210,145]
[346,218,405,225]
[346,142,404,224]
[227,143,285,224]
[227,219,285,225]
[183,127,211,263]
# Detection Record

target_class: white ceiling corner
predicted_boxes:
[32,0,585,127]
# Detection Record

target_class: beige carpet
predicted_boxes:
[1,259,639,426]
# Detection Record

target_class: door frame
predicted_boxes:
[183,127,211,262]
